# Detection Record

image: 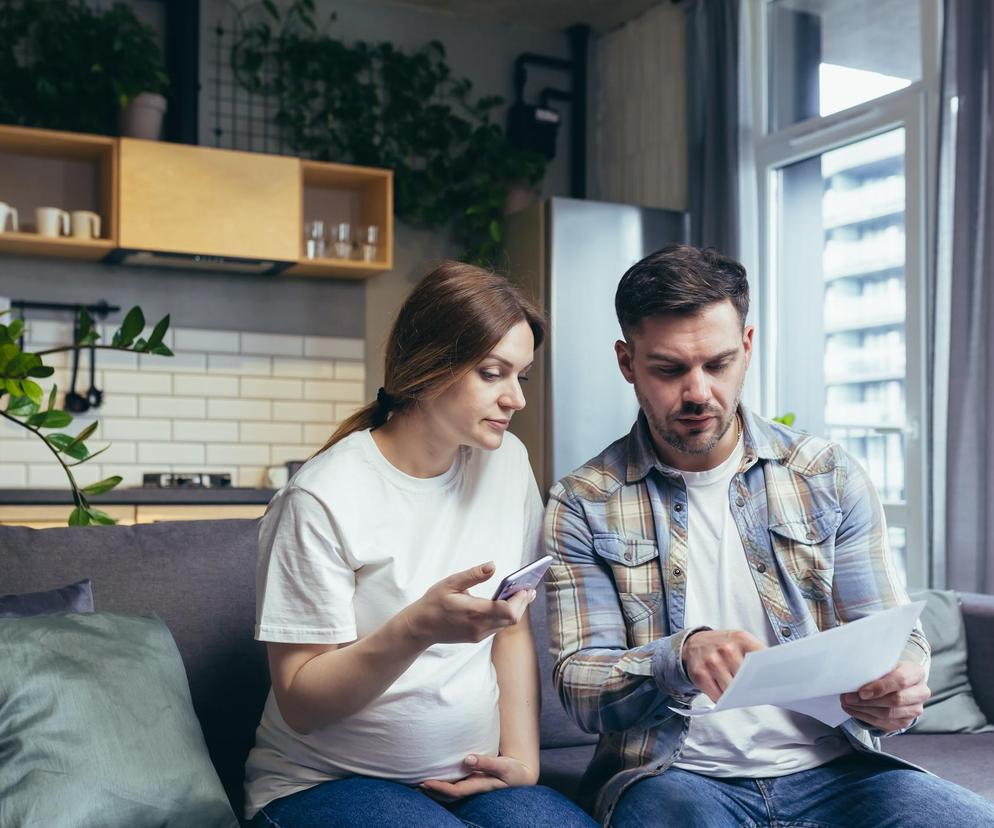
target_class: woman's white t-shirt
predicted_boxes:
[243,429,543,819]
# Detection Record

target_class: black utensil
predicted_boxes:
[64,314,90,413]
[86,341,102,409]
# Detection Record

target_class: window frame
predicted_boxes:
[748,0,942,588]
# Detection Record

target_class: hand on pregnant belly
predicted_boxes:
[419,754,538,802]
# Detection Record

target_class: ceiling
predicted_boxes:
[376,0,670,34]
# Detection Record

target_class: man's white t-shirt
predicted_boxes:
[670,433,851,777]
[243,429,543,818]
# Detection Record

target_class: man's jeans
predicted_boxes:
[251,776,598,828]
[611,753,994,828]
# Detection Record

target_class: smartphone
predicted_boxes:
[491,555,554,601]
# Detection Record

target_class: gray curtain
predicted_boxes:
[685,0,740,255]
[941,0,994,593]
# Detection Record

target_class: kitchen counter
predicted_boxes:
[0,488,277,505]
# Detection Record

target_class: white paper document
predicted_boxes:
[670,601,926,728]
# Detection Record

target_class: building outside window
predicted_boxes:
[752,0,940,586]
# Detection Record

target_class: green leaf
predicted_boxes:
[27,364,55,378]
[150,344,174,357]
[488,218,501,242]
[86,507,117,526]
[47,383,58,412]
[6,395,37,417]
[46,432,89,460]
[69,420,99,447]
[77,309,95,343]
[5,378,25,397]
[147,314,170,349]
[68,443,109,466]
[133,337,148,352]
[8,318,23,339]
[117,306,145,347]
[0,343,18,372]
[21,379,43,406]
[30,409,73,429]
[81,476,122,496]
[68,506,89,527]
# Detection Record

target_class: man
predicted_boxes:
[543,245,994,826]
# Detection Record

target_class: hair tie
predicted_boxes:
[376,387,395,412]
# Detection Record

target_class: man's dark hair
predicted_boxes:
[614,244,750,339]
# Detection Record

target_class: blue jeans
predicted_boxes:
[610,752,994,828]
[252,776,598,828]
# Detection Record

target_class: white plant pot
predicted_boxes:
[119,92,167,140]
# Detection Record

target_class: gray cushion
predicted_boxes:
[530,584,598,749]
[539,743,597,801]
[909,589,993,733]
[0,578,93,617]
[0,611,238,827]
[887,733,994,800]
[0,520,268,823]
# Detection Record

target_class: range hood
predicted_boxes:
[115,138,301,274]
[105,249,292,276]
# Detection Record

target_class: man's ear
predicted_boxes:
[615,339,635,384]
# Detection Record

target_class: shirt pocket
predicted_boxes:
[592,535,662,626]
[768,509,842,600]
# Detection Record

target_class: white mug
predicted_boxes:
[36,207,70,237]
[0,201,18,233]
[70,210,101,239]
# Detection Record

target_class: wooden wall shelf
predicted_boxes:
[0,125,393,280]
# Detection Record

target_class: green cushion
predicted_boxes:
[0,612,239,827]
[910,589,994,734]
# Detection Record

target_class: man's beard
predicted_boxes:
[636,384,743,457]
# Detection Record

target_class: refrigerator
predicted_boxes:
[505,197,689,495]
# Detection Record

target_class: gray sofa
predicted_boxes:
[1,518,992,825]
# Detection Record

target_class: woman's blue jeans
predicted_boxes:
[610,752,994,828]
[252,777,598,828]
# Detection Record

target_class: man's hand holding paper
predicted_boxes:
[674,601,928,728]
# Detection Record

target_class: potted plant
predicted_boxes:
[0,0,169,138]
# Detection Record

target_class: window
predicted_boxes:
[753,0,939,587]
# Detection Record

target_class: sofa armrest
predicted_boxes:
[960,591,994,724]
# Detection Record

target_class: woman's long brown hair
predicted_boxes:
[314,261,546,456]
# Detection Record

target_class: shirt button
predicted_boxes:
[673,568,683,578]
[781,627,792,637]
[736,497,746,507]
[623,551,633,561]
[674,503,684,512]
[805,530,817,541]
[756,563,767,573]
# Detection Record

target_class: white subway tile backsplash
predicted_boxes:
[241,422,302,443]
[173,419,239,443]
[140,352,206,373]
[24,319,73,346]
[335,402,364,422]
[0,463,27,486]
[7,323,371,490]
[139,396,207,420]
[100,418,172,441]
[102,370,172,395]
[334,360,365,381]
[272,401,335,423]
[139,442,205,465]
[240,377,303,399]
[173,373,240,398]
[174,327,240,354]
[304,336,364,360]
[273,358,335,380]
[304,423,335,444]
[208,354,272,377]
[304,380,365,402]
[270,444,317,464]
[208,398,271,421]
[240,332,304,357]
[206,443,271,466]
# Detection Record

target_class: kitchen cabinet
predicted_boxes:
[0,124,393,279]
[0,503,266,528]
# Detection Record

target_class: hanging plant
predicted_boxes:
[230,0,546,264]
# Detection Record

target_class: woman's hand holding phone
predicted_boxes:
[419,753,538,802]
[403,561,535,647]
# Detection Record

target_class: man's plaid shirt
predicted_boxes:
[543,405,929,824]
